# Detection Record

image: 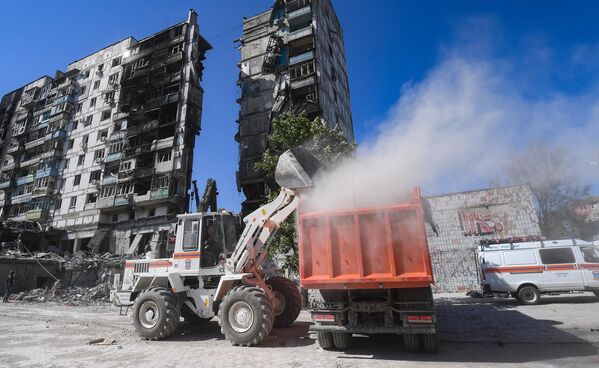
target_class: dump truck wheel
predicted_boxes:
[181,305,212,325]
[593,291,599,297]
[332,332,352,350]
[517,286,540,305]
[421,333,439,353]
[266,276,302,328]
[403,333,420,352]
[132,286,180,340]
[218,285,274,346]
[317,331,334,350]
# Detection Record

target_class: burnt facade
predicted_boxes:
[0,10,211,255]
[237,0,354,213]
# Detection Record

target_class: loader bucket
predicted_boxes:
[275,147,322,190]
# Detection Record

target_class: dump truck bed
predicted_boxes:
[298,189,434,289]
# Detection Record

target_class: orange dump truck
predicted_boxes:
[298,188,438,352]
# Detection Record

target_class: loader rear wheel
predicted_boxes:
[266,276,302,328]
[218,285,274,346]
[403,333,420,352]
[421,333,439,353]
[132,286,180,340]
[317,331,334,350]
[332,332,352,350]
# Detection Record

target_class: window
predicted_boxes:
[117,183,133,195]
[182,220,199,251]
[101,186,115,198]
[94,149,105,160]
[104,91,115,104]
[67,139,74,149]
[97,64,104,73]
[581,247,599,263]
[98,129,108,140]
[73,174,81,186]
[64,158,70,170]
[152,175,170,189]
[539,248,576,265]
[132,58,150,70]
[81,70,90,79]
[82,135,89,145]
[71,121,78,131]
[170,44,182,54]
[101,110,111,121]
[86,193,97,204]
[111,57,122,67]
[89,97,97,107]
[157,151,171,163]
[148,208,155,217]
[93,81,100,90]
[76,103,83,113]
[90,170,101,182]
[112,214,119,222]
[84,115,93,125]
[69,196,77,209]
[120,161,132,171]
[113,122,122,132]
[108,73,119,85]
[55,198,62,211]
[80,86,87,95]
[77,155,85,166]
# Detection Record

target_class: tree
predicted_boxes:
[255,113,356,272]
[497,143,590,238]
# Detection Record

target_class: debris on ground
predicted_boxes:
[466,290,484,298]
[11,280,110,305]
[88,337,117,345]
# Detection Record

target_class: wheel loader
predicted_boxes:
[113,148,320,346]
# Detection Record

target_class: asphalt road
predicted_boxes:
[0,293,597,368]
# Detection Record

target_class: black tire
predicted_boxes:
[266,276,302,328]
[421,333,439,353]
[332,332,352,350]
[593,291,599,297]
[317,331,334,350]
[517,286,540,305]
[218,285,274,346]
[132,286,180,340]
[181,305,212,325]
[403,333,420,352]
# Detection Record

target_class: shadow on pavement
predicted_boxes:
[330,296,598,364]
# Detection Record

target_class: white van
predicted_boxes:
[478,239,599,305]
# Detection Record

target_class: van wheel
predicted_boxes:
[517,286,540,305]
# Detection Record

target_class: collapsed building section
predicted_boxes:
[236,0,354,214]
[0,10,211,256]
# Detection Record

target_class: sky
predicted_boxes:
[1,1,599,211]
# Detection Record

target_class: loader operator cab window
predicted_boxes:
[201,216,224,268]
[182,220,199,251]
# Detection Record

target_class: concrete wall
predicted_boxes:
[426,185,542,292]
[0,258,63,292]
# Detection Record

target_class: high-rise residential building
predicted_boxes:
[0,10,211,255]
[236,0,354,214]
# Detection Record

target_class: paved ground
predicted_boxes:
[0,293,598,368]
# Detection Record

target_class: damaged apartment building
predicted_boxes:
[0,10,211,255]
[237,0,354,213]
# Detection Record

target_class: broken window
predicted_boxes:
[157,151,171,163]
[77,155,85,166]
[89,97,97,107]
[67,139,74,149]
[132,58,150,71]
[94,149,105,160]
[111,57,122,67]
[69,196,77,209]
[97,129,108,140]
[289,60,315,80]
[86,193,97,204]
[101,186,115,198]
[76,103,83,113]
[89,170,101,182]
[82,135,89,145]
[120,161,132,171]
[104,92,115,104]
[151,175,170,189]
[80,86,87,95]
[74,174,81,186]
[101,110,111,121]
[108,142,124,154]
[93,81,100,90]
[117,183,133,195]
[84,115,93,125]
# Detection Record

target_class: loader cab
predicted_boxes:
[175,212,241,273]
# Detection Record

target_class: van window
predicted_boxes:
[539,248,575,264]
[504,251,536,265]
[581,247,599,263]
[182,220,199,251]
[482,253,502,266]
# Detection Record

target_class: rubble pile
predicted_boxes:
[11,280,110,306]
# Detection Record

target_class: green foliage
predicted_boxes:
[255,113,356,273]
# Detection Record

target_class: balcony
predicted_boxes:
[126,120,159,138]
[25,137,45,150]
[290,75,315,90]
[288,4,311,21]
[19,156,41,168]
[31,187,53,198]
[6,143,21,154]
[144,93,179,111]
[16,174,34,186]
[105,152,124,163]
[41,148,61,159]
[35,167,58,178]
[151,137,174,152]
[155,160,173,173]
[102,175,117,185]
[25,208,48,221]
[0,178,13,189]
[289,50,314,65]
[11,193,32,204]
[133,188,175,206]
[286,25,313,43]
[134,166,154,178]
[20,93,36,109]
[52,94,76,106]
[97,197,114,209]
[114,195,132,207]
[49,111,71,123]
[113,111,129,121]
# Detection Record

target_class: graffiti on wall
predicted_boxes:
[458,207,505,237]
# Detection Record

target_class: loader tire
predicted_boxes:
[317,331,334,350]
[593,291,599,297]
[266,276,302,328]
[421,333,439,353]
[332,332,352,350]
[132,286,180,340]
[218,285,274,346]
[403,333,420,353]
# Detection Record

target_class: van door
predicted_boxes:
[579,246,599,289]
[539,247,584,291]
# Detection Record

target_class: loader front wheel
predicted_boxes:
[266,276,302,328]
[132,286,180,340]
[218,285,274,346]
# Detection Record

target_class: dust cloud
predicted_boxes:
[302,53,599,212]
